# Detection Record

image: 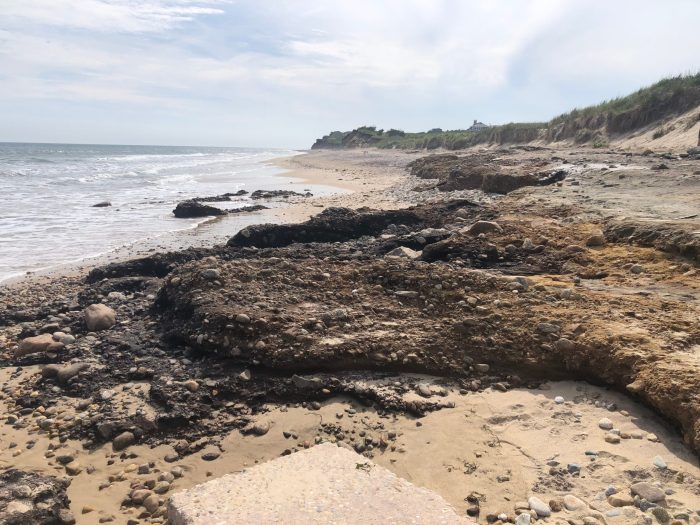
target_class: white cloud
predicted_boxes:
[1,0,228,33]
[0,0,698,146]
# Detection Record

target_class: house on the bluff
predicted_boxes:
[468,119,489,132]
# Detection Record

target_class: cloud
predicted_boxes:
[0,0,698,146]
[1,0,228,33]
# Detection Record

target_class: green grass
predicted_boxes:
[313,72,700,150]
[550,73,700,124]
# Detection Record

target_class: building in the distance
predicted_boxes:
[467,119,489,132]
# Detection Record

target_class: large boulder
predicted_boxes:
[16,334,58,357]
[84,304,116,331]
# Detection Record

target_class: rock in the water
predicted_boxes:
[16,333,56,357]
[630,482,666,503]
[112,431,135,451]
[528,496,551,517]
[92,201,112,208]
[84,304,116,331]
[173,200,226,218]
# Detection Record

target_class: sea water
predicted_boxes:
[0,142,321,282]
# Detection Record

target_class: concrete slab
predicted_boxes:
[168,442,474,524]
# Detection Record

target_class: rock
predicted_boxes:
[528,496,551,517]
[173,200,226,218]
[153,481,170,494]
[554,338,576,351]
[549,498,563,512]
[184,380,199,392]
[57,363,90,384]
[228,207,422,248]
[112,431,135,451]
[515,513,531,525]
[143,494,160,513]
[246,420,270,436]
[586,231,606,246]
[131,489,153,504]
[630,482,666,503]
[474,363,490,373]
[466,221,503,235]
[58,509,76,524]
[598,418,613,430]
[235,313,251,324]
[164,453,179,463]
[92,201,111,207]
[65,461,82,476]
[605,433,621,444]
[554,396,565,404]
[630,264,645,274]
[200,269,221,281]
[202,452,220,461]
[239,369,252,381]
[608,495,634,507]
[386,246,422,259]
[84,304,116,331]
[653,455,667,469]
[291,374,323,390]
[16,333,56,356]
[563,495,586,511]
[651,507,671,524]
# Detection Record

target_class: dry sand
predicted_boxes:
[3,365,699,524]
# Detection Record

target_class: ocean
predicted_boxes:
[0,142,322,283]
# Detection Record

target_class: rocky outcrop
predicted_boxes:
[408,154,566,194]
[228,207,423,248]
[173,200,226,218]
[193,190,248,202]
[605,221,700,262]
[250,190,311,200]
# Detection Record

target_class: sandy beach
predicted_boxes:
[1,145,699,525]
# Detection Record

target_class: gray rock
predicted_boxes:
[112,431,135,451]
[652,455,667,469]
[200,269,221,280]
[292,374,323,390]
[630,482,666,503]
[528,496,551,517]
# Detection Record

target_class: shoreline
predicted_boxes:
[0,149,402,289]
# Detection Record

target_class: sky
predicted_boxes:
[0,0,699,148]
